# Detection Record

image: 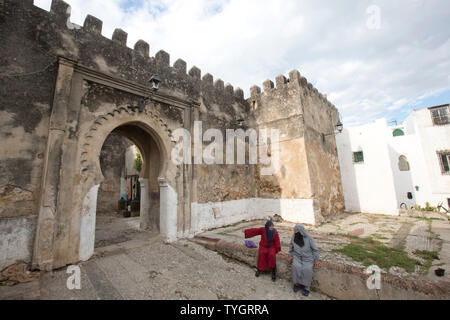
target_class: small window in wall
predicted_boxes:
[393,129,405,137]
[398,155,410,171]
[437,151,450,174]
[353,151,364,164]
[430,105,450,126]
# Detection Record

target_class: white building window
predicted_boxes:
[430,105,449,126]
[437,151,450,174]
[353,151,364,164]
[398,155,410,171]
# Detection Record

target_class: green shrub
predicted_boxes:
[135,153,142,173]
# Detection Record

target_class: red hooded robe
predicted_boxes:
[245,227,281,271]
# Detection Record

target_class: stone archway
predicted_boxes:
[83,125,162,256]
[33,103,181,270]
[77,106,179,262]
[96,124,165,230]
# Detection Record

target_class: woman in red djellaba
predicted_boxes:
[243,220,281,281]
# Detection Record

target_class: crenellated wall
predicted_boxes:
[247,70,344,223]
[0,0,344,270]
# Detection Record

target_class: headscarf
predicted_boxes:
[294,224,308,247]
[265,220,275,248]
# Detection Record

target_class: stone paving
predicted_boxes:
[95,213,145,248]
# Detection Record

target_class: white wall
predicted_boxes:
[159,178,178,242]
[336,119,399,215]
[79,184,100,262]
[388,134,420,209]
[190,198,316,235]
[411,109,450,207]
[337,107,450,215]
[0,217,37,270]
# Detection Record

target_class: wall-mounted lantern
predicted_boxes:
[150,75,161,92]
[336,120,344,134]
[128,75,161,112]
[236,118,245,127]
[322,120,344,142]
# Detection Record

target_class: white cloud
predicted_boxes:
[33,0,450,126]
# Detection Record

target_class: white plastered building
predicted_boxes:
[336,104,450,215]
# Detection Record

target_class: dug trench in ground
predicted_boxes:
[192,215,450,300]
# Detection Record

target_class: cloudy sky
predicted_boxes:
[34,0,450,127]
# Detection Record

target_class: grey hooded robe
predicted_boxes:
[289,224,320,289]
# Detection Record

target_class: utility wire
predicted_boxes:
[0,58,57,77]
[0,42,58,78]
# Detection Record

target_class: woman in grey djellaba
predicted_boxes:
[288,224,320,297]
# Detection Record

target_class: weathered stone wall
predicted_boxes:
[0,0,345,270]
[249,70,345,223]
[0,0,201,269]
[0,0,58,269]
[194,74,256,204]
[250,72,310,200]
[301,80,345,222]
[0,1,57,217]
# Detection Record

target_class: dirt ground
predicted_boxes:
[0,212,330,300]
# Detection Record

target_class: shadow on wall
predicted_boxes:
[97,132,134,215]
[387,144,416,210]
[336,129,362,213]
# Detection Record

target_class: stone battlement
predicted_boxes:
[4,0,248,104]
[201,73,245,100]
[249,69,335,110]
[5,0,333,106]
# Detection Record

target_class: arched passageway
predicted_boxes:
[93,123,165,249]
[76,111,179,264]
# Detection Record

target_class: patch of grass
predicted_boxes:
[414,250,440,275]
[341,234,363,240]
[333,237,419,272]
[384,229,397,235]
[328,232,337,236]
[361,237,376,244]
[372,234,389,240]
[414,250,439,261]
[412,217,445,222]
